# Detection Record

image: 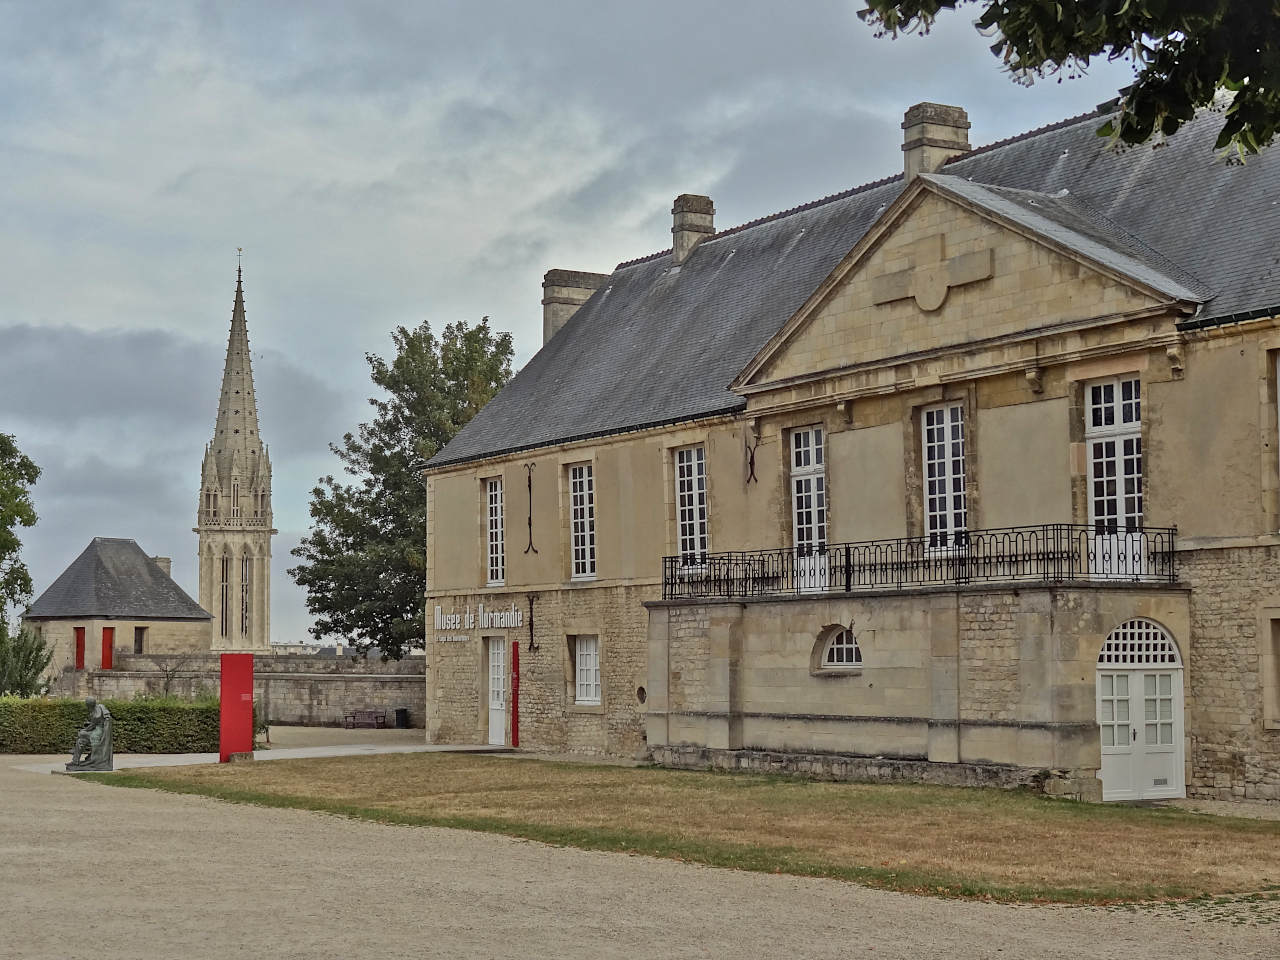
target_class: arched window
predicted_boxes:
[1097,618,1182,667]
[821,627,862,668]
[219,552,232,638]
[240,550,253,638]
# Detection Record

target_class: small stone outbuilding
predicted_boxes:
[24,537,213,688]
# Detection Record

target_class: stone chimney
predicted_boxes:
[542,269,609,345]
[902,102,971,180]
[671,194,715,265]
[151,556,172,577]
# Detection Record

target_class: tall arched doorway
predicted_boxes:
[1096,618,1185,801]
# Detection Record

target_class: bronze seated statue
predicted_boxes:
[66,698,113,772]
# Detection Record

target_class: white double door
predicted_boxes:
[792,473,828,591]
[1097,668,1184,800]
[487,637,507,746]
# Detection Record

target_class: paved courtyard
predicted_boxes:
[1,759,1276,960]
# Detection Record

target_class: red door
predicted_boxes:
[101,627,114,670]
[74,627,85,670]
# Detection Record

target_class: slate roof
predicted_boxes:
[26,538,211,620]
[923,175,1212,303]
[430,105,1280,469]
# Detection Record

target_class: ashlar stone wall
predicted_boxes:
[1179,545,1280,800]
[648,584,1190,800]
[427,584,653,757]
[30,618,213,691]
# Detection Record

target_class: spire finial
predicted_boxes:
[236,247,243,283]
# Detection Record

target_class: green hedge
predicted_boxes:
[0,696,226,754]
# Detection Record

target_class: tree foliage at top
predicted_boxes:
[860,1,1280,154]
[289,319,514,659]
[0,433,40,620]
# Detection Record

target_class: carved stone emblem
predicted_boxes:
[871,233,994,313]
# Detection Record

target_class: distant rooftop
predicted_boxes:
[26,538,211,620]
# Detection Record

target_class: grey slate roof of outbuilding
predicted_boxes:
[430,105,1280,469]
[26,538,211,620]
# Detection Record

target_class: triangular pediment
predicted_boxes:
[734,175,1206,390]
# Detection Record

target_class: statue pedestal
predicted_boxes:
[64,759,113,773]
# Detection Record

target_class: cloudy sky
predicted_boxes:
[0,1,1135,643]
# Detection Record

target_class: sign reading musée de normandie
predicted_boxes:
[433,602,524,642]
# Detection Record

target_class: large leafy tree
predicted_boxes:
[860,1,1280,153]
[290,319,513,659]
[0,433,40,622]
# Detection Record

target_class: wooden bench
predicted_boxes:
[342,710,387,729]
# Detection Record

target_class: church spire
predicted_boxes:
[196,259,275,651]
[210,263,264,466]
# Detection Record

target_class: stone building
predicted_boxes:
[423,100,1280,802]
[24,537,212,683]
[195,266,275,649]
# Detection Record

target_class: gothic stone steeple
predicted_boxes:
[195,265,275,649]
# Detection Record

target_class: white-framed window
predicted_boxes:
[675,445,709,567]
[791,426,826,553]
[569,463,596,580]
[1086,376,1142,533]
[486,477,505,586]
[822,627,863,668]
[922,402,966,548]
[791,425,828,592]
[573,635,601,704]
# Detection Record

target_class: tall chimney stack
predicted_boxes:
[151,556,172,577]
[542,269,609,345]
[902,102,971,180]
[671,194,715,265]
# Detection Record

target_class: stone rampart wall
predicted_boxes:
[85,653,426,728]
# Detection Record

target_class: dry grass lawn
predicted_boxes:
[95,753,1280,903]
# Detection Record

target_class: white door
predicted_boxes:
[1086,377,1148,579]
[791,426,828,592]
[922,402,967,551]
[1096,619,1184,801]
[487,638,506,746]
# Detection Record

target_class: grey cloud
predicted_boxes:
[0,324,344,459]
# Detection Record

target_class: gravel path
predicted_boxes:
[1,761,1275,960]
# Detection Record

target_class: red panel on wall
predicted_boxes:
[74,627,85,670]
[100,627,114,671]
[219,653,254,763]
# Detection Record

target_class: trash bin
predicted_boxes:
[394,708,410,729]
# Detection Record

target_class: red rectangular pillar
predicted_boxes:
[219,653,254,762]
[74,627,85,670]
[510,641,520,748]
[100,627,114,670]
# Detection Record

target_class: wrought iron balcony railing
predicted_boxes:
[661,523,1177,601]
